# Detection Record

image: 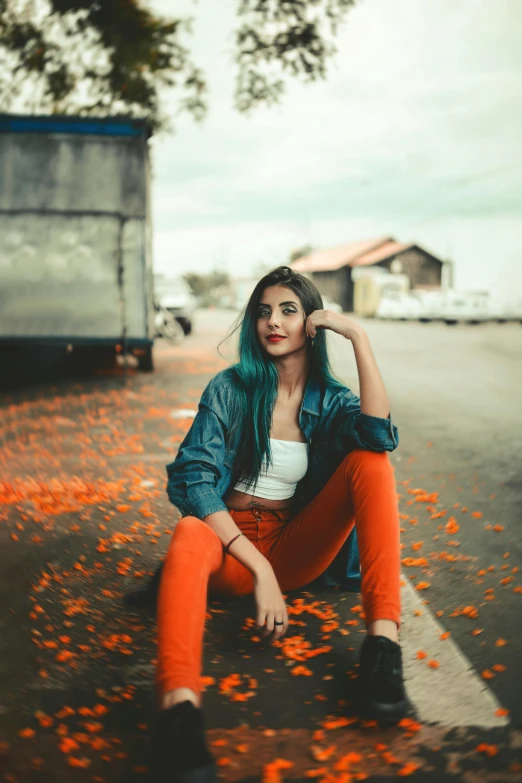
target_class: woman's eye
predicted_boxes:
[258,308,297,317]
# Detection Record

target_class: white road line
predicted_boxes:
[400,577,509,728]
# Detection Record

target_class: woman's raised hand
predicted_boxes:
[253,563,288,641]
[305,309,366,342]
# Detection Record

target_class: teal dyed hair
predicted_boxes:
[218,265,345,491]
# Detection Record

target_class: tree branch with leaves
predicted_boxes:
[0,0,356,131]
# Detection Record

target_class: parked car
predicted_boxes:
[376,289,522,325]
[440,291,489,325]
[154,276,197,335]
[417,291,448,322]
[376,292,418,320]
[484,296,522,322]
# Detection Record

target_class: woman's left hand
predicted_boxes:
[305,310,366,342]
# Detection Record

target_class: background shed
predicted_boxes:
[291,237,452,312]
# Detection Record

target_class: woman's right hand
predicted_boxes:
[253,563,288,641]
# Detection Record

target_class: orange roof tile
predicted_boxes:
[291,237,392,272]
[351,240,413,267]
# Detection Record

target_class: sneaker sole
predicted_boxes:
[358,695,410,724]
[175,764,219,783]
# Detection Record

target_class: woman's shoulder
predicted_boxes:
[200,365,241,406]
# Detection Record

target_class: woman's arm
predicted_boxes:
[307,315,398,452]
[166,374,233,519]
[350,329,390,419]
[336,328,398,452]
[305,310,390,418]
[203,509,272,577]
[205,509,289,640]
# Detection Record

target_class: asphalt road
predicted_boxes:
[0,309,521,782]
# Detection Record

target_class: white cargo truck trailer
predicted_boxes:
[0,113,155,372]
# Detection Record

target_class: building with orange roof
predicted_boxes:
[290,237,452,312]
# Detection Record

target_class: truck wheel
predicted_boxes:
[137,345,154,372]
[175,317,192,335]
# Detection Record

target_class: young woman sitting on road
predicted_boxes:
[151,265,409,782]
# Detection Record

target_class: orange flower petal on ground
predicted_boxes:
[322,717,357,730]
[18,728,35,739]
[476,743,498,757]
[415,581,431,591]
[449,605,479,619]
[445,518,460,535]
[333,751,363,771]
[398,762,420,776]
[291,665,313,676]
[310,744,337,762]
[398,718,422,733]
[402,557,428,567]
[67,756,92,768]
[59,737,80,754]
[81,721,103,733]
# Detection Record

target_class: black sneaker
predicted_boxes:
[150,700,218,783]
[356,635,409,723]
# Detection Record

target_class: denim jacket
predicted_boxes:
[166,367,399,588]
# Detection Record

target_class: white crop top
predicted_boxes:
[233,438,309,500]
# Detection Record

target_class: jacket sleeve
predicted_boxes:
[338,389,399,452]
[166,377,231,519]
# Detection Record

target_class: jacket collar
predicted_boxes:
[301,375,322,416]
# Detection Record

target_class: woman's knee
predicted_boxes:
[168,515,221,556]
[343,449,391,472]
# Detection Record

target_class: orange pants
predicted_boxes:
[156,449,401,699]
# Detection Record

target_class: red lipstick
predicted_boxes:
[267,335,286,343]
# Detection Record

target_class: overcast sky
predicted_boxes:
[149,0,522,296]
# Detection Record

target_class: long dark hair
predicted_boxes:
[218,266,345,490]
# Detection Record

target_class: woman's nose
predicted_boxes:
[268,312,280,328]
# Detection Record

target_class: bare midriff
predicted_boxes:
[224,488,294,512]
[224,427,305,512]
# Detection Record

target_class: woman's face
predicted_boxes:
[255,285,308,357]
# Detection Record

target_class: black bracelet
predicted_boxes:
[223,532,243,554]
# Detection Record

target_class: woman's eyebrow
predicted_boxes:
[258,300,298,307]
